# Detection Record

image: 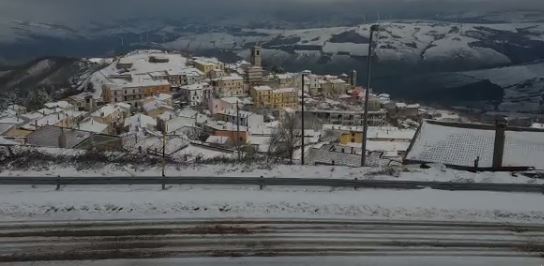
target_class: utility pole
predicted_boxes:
[300,70,311,165]
[236,100,241,162]
[361,25,379,167]
[301,72,305,165]
[162,126,167,178]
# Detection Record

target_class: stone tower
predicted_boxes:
[250,45,262,67]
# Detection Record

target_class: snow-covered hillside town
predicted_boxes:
[1,47,544,171]
[3,1,544,263]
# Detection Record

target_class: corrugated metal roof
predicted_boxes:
[406,120,495,168]
[406,120,544,170]
[503,131,544,169]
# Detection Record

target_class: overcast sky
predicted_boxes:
[1,0,543,26]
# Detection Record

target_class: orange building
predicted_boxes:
[103,81,171,107]
[213,130,249,145]
[205,120,249,145]
[143,85,171,97]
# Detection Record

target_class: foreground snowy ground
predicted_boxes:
[1,162,542,184]
[0,184,543,224]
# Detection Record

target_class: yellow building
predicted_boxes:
[340,131,363,144]
[193,57,225,75]
[212,74,245,97]
[251,85,272,108]
[2,127,33,144]
[320,78,350,98]
[251,86,298,109]
[271,87,297,109]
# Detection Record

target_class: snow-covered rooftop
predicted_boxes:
[0,116,21,124]
[124,113,157,131]
[205,120,247,132]
[173,143,233,160]
[503,131,544,169]
[0,123,14,135]
[273,87,296,93]
[408,120,544,169]
[77,117,108,134]
[143,100,174,114]
[123,134,189,155]
[165,116,196,133]
[217,73,243,81]
[206,135,229,145]
[253,85,272,91]
[406,120,496,168]
[323,125,415,140]
[180,83,209,91]
[84,50,197,98]
[92,104,119,118]
[275,73,298,80]
[20,112,44,120]
[44,101,74,110]
[0,136,17,145]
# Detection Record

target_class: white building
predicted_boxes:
[179,82,211,107]
[124,113,157,132]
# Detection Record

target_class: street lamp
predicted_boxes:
[301,70,311,165]
[361,24,380,167]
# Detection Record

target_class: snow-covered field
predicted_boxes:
[0,184,543,224]
[1,162,542,184]
[0,161,542,224]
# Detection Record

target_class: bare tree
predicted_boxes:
[25,88,51,111]
[267,113,301,164]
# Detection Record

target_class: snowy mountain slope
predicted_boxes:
[0,57,105,105]
[2,14,544,70]
[460,62,544,112]
[0,58,79,89]
[163,21,544,69]
[384,61,544,112]
[463,61,544,87]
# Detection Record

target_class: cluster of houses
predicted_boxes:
[2,48,542,170]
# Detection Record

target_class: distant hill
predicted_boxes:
[1,11,544,112]
[0,57,103,107]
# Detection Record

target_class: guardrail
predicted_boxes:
[0,176,543,194]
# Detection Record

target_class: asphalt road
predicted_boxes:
[0,219,542,263]
[0,176,543,193]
